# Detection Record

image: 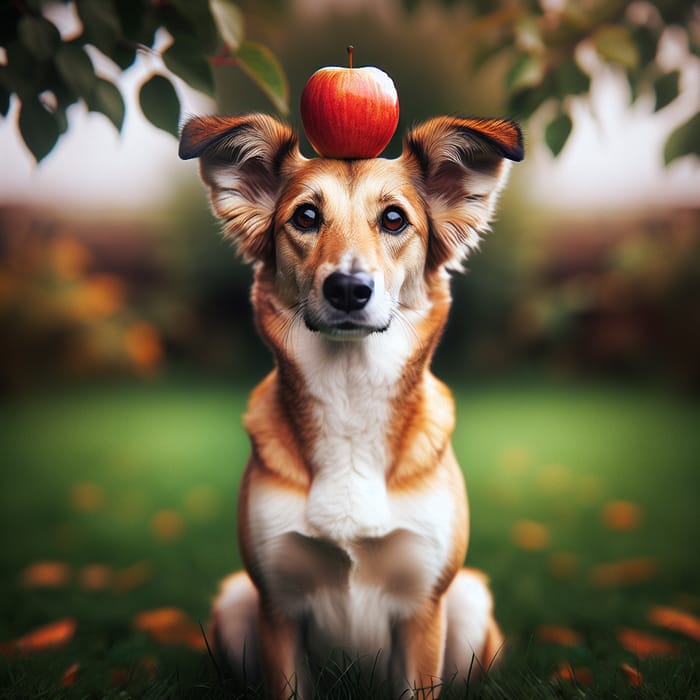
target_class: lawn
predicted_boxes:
[0,376,698,698]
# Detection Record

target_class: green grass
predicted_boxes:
[1,376,699,698]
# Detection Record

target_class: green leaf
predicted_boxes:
[630,24,658,67]
[653,70,680,112]
[18,15,61,61]
[209,0,244,51]
[87,78,125,132]
[19,97,61,163]
[163,37,215,96]
[555,57,590,97]
[506,53,545,93]
[0,84,10,116]
[593,25,639,70]
[235,40,289,116]
[139,74,180,137]
[508,83,551,121]
[76,0,122,53]
[545,111,572,157]
[171,0,219,54]
[664,111,700,165]
[54,43,96,99]
[2,41,40,98]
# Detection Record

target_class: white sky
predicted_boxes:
[0,23,698,214]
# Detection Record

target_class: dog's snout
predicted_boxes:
[323,271,374,312]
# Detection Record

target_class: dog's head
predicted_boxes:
[179,113,522,340]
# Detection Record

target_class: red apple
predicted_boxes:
[300,46,399,159]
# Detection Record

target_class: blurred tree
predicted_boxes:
[1,0,698,163]
[0,0,288,162]
[445,0,700,160]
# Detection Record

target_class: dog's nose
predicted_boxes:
[323,271,374,312]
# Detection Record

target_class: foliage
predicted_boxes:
[418,0,700,159]
[0,0,288,162]
[2,1,699,164]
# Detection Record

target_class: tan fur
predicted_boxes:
[180,113,522,698]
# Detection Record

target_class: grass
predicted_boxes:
[0,375,699,698]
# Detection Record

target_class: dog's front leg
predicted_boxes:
[258,606,305,699]
[395,599,447,699]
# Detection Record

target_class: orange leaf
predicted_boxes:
[649,605,700,642]
[16,618,77,654]
[552,663,593,685]
[112,562,153,592]
[21,561,71,588]
[61,662,81,687]
[620,662,643,687]
[601,500,642,530]
[70,482,106,512]
[537,625,583,647]
[124,322,164,373]
[618,627,677,658]
[591,557,656,587]
[512,520,550,550]
[134,608,205,650]
[135,607,187,633]
[79,564,112,591]
[150,509,185,541]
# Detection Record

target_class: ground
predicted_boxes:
[1,375,698,698]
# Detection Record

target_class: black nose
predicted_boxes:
[322,271,374,312]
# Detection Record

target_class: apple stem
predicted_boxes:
[347,45,354,69]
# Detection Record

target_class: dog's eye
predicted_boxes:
[290,204,320,232]
[380,206,408,235]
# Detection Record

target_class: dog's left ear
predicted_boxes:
[403,116,523,271]
[179,113,303,263]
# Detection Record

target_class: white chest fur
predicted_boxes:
[294,327,409,543]
[247,326,457,655]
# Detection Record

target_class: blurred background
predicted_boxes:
[2,0,699,394]
[1,0,700,696]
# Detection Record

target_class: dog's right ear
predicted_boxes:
[179,113,303,263]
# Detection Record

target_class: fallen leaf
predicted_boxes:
[21,561,71,588]
[135,607,188,633]
[537,625,583,647]
[70,482,106,512]
[79,564,112,591]
[134,607,205,651]
[61,662,81,687]
[552,663,593,685]
[591,557,656,587]
[620,662,643,687]
[112,562,153,592]
[601,500,642,530]
[15,618,77,654]
[618,627,677,658]
[649,605,700,642]
[512,520,550,550]
[124,321,164,373]
[150,509,185,541]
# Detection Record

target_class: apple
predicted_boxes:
[300,46,399,159]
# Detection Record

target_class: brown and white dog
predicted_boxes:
[179,113,523,697]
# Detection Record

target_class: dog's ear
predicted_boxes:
[403,116,523,271]
[179,113,303,263]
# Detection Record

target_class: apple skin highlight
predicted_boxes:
[300,62,399,159]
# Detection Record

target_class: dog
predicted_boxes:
[179,113,523,698]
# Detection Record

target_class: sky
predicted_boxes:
[0,22,699,214]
